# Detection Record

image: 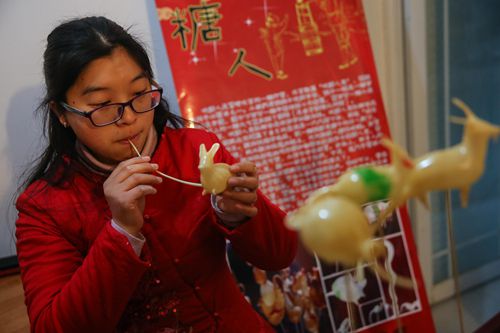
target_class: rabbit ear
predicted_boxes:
[207,143,220,160]
[199,144,207,158]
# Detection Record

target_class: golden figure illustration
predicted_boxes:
[259,13,290,80]
[316,0,358,69]
[295,0,324,57]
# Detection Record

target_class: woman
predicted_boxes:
[16,16,297,333]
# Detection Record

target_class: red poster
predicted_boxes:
[155,1,435,332]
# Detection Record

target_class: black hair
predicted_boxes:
[21,16,188,189]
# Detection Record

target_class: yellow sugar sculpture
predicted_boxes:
[198,143,232,195]
[287,98,499,289]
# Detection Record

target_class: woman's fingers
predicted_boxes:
[233,203,258,217]
[104,156,163,235]
[104,156,161,203]
[127,184,158,199]
[114,160,159,183]
[228,161,259,192]
[109,184,157,209]
[217,160,260,218]
[228,176,258,191]
[112,155,150,174]
[120,173,162,191]
[107,156,150,180]
[229,161,258,177]
[220,199,258,217]
[221,190,257,205]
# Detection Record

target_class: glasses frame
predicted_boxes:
[59,87,163,127]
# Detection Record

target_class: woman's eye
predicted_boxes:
[90,101,110,108]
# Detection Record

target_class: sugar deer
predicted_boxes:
[285,194,414,288]
[411,98,500,207]
[305,137,417,225]
[286,138,416,287]
[286,97,500,290]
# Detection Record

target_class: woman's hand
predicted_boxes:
[103,156,162,236]
[217,161,259,218]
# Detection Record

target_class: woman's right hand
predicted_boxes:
[103,156,162,236]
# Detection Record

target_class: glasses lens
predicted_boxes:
[132,91,162,113]
[91,105,123,126]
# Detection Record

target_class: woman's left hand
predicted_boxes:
[217,161,259,218]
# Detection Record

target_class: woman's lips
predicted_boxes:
[118,132,140,144]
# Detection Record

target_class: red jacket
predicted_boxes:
[16,127,297,333]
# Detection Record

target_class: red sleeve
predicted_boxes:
[206,132,298,271]
[15,192,151,333]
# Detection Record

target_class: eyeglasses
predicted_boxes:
[60,88,163,127]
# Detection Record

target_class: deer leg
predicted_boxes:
[355,260,365,281]
[416,193,429,209]
[459,187,470,208]
[375,200,397,228]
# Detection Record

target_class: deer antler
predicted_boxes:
[452,97,473,117]
[449,116,467,125]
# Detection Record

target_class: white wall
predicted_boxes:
[0,0,179,259]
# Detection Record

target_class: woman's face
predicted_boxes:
[62,47,155,164]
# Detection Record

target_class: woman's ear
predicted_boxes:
[49,101,69,128]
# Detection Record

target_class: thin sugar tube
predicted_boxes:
[128,139,202,187]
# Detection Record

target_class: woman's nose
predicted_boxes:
[117,105,137,125]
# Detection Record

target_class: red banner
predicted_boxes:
[155,1,435,332]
